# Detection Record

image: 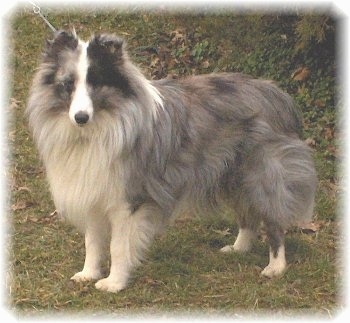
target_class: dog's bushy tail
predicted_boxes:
[240,131,317,228]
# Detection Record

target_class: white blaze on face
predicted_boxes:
[69,41,93,126]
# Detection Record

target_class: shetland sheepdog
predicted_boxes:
[27,30,317,293]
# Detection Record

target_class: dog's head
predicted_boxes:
[37,30,139,127]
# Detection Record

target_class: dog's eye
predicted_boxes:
[58,79,75,94]
[57,78,74,96]
[55,78,75,101]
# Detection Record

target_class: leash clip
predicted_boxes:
[29,1,57,33]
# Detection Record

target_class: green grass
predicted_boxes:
[7,6,340,318]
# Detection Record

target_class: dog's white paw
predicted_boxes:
[220,244,251,253]
[220,242,251,253]
[70,270,102,282]
[220,229,255,253]
[261,245,287,278]
[220,244,235,253]
[95,277,127,293]
[220,240,252,253]
[261,263,286,278]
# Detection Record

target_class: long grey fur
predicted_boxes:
[26,31,318,290]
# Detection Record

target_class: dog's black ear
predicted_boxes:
[87,34,126,62]
[43,30,78,60]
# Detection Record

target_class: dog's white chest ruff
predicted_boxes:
[45,138,122,230]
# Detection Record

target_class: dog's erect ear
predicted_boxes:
[43,30,78,60]
[87,34,125,62]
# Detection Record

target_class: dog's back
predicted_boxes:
[155,73,302,136]
[124,73,314,221]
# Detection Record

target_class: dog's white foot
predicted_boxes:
[95,276,127,293]
[220,228,256,253]
[70,269,102,282]
[261,263,286,278]
[220,244,235,253]
[261,245,287,278]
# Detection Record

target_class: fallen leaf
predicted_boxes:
[305,137,316,147]
[9,98,21,109]
[8,130,16,142]
[201,60,210,69]
[33,210,61,224]
[280,34,287,40]
[157,45,171,60]
[212,228,232,236]
[150,56,160,68]
[314,99,326,108]
[300,221,321,234]
[292,67,310,81]
[28,216,39,223]
[50,210,58,217]
[17,186,31,193]
[323,127,334,141]
[11,200,29,211]
[170,29,186,44]
[327,145,338,158]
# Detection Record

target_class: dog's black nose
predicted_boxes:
[74,111,89,125]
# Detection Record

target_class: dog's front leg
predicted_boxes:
[95,203,160,293]
[71,216,108,282]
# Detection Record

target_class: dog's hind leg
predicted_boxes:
[242,138,316,277]
[220,227,256,253]
[220,203,259,253]
[261,220,287,277]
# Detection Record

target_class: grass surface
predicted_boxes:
[7,5,341,319]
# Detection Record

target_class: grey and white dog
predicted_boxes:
[27,31,317,293]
